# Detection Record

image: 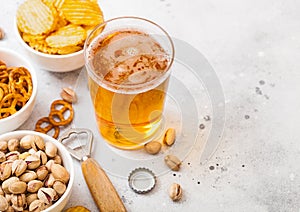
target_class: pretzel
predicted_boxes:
[8,67,33,99]
[48,100,74,126]
[0,61,33,120]
[35,117,60,139]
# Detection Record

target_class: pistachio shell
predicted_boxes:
[19,171,37,183]
[25,155,40,170]
[53,180,66,196]
[35,151,47,165]
[45,160,54,170]
[20,135,33,150]
[26,193,38,206]
[8,138,20,152]
[144,141,162,155]
[29,199,45,211]
[45,142,57,158]
[2,177,19,193]
[36,165,48,181]
[19,152,31,160]
[11,194,26,208]
[31,135,45,151]
[44,174,55,187]
[12,159,27,176]
[9,181,27,194]
[0,195,9,211]
[37,187,56,204]
[51,164,70,183]
[27,180,43,193]
[0,160,13,181]
[163,128,176,146]
[164,155,181,171]
[169,183,183,201]
[0,140,8,152]
[5,151,20,161]
[53,155,62,165]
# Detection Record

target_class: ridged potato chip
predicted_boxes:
[17,0,57,35]
[17,0,104,55]
[61,0,104,26]
[46,24,86,48]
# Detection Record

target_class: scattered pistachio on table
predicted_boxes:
[164,154,181,171]
[60,87,77,103]
[0,27,4,40]
[169,183,183,201]
[144,141,162,155]
[163,128,176,146]
[0,134,70,211]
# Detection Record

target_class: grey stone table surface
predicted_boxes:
[1,0,300,211]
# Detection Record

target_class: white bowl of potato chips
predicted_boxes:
[15,0,104,72]
[0,48,38,134]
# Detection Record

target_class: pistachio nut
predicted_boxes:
[35,151,47,165]
[36,165,48,181]
[9,181,27,194]
[53,155,62,165]
[26,193,38,205]
[144,141,162,155]
[8,138,20,152]
[2,177,19,193]
[6,151,20,161]
[0,160,13,181]
[51,164,70,183]
[53,180,66,196]
[29,199,45,212]
[45,142,57,158]
[169,183,183,201]
[12,159,27,176]
[0,195,9,211]
[19,171,37,183]
[44,173,55,187]
[19,152,31,160]
[27,180,43,193]
[163,128,176,146]
[60,87,77,103]
[0,151,6,162]
[25,155,41,170]
[20,135,33,150]
[45,160,54,170]
[30,135,45,151]
[164,155,181,171]
[0,140,7,152]
[37,187,57,204]
[11,194,26,209]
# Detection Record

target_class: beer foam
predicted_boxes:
[88,30,170,93]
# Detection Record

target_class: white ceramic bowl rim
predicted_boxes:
[0,47,37,124]
[14,18,83,59]
[0,130,75,212]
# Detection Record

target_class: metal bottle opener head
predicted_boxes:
[59,128,93,161]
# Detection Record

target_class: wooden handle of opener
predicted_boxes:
[81,158,127,212]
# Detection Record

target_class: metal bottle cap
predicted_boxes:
[128,167,156,194]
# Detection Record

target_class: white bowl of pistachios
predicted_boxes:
[0,130,74,212]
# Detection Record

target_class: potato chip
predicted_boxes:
[57,46,82,55]
[46,24,86,48]
[16,0,57,35]
[21,33,46,43]
[61,0,104,26]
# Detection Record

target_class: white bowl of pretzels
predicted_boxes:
[0,48,38,134]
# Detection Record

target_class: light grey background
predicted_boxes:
[1,0,300,211]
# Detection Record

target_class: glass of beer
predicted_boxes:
[84,17,174,150]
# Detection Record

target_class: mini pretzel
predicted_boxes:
[0,93,27,112]
[35,117,60,139]
[0,70,8,83]
[8,67,33,99]
[48,100,74,126]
